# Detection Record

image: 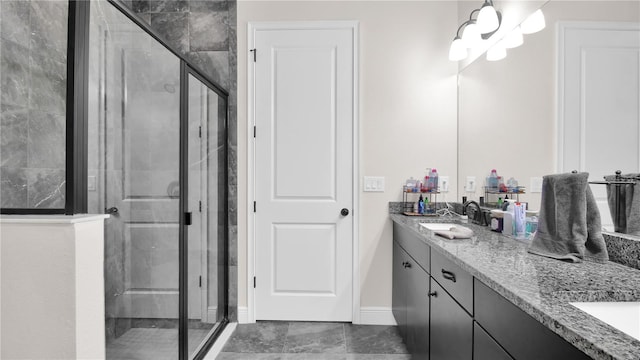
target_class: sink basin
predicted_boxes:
[570,302,640,341]
[419,223,459,231]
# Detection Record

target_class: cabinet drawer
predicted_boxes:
[393,223,430,273]
[474,279,591,360]
[430,250,473,314]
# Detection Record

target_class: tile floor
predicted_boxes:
[106,328,211,360]
[216,321,410,359]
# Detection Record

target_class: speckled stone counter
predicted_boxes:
[390,213,640,360]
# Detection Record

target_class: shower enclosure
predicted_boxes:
[86,1,228,359]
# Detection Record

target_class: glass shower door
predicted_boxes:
[89,2,181,359]
[187,72,227,357]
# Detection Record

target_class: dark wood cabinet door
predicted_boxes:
[473,322,513,360]
[407,260,430,360]
[392,241,408,339]
[430,280,472,360]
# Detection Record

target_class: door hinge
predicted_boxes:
[253,201,256,213]
[250,48,256,62]
[199,275,202,288]
[253,276,256,288]
[199,126,202,138]
[253,125,256,138]
[199,201,202,212]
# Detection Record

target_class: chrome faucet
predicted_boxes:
[463,201,484,225]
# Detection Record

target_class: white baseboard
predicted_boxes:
[234,306,395,325]
[237,306,250,324]
[202,322,237,359]
[358,307,397,325]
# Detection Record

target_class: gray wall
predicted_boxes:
[122,0,238,321]
[0,1,68,208]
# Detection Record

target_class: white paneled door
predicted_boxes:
[252,23,356,321]
[559,23,640,230]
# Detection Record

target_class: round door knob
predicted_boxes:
[341,208,350,216]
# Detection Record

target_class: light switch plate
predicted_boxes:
[531,177,543,193]
[439,176,449,192]
[466,176,476,192]
[364,176,385,192]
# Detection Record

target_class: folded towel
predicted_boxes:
[435,226,474,239]
[605,173,640,236]
[528,172,609,263]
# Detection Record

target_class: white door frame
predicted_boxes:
[556,21,640,173]
[246,21,360,324]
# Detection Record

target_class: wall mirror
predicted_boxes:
[457,0,640,234]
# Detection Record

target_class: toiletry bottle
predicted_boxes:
[418,195,425,214]
[430,168,439,192]
[514,202,526,239]
[497,197,503,209]
[424,196,430,213]
[489,169,498,190]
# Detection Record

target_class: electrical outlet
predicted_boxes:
[439,176,449,192]
[531,177,543,193]
[466,176,476,192]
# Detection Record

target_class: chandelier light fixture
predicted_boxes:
[448,0,502,61]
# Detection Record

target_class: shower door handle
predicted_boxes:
[105,207,119,215]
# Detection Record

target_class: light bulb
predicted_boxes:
[449,37,468,61]
[486,44,507,61]
[477,3,499,34]
[521,9,545,34]
[461,22,482,48]
[502,26,523,49]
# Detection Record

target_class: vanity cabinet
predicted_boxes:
[429,279,473,360]
[473,322,513,360]
[392,222,592,360]
[392,225,430,359]
[474,280,591,360]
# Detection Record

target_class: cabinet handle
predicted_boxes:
[428,291,438,297]
[404,262,412,269]
[441,269,457,282]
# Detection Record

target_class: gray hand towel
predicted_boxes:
[528,172,609,263]
[605,173,640,236]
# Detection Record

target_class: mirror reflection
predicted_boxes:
[457,0,640,234]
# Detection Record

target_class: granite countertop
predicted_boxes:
[390,214,640,360]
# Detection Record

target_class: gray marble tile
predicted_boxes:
[284,355,347,360]
[222,321,288,353]
[1,40,30,108]
[150,12,190,54]
[1,1,31,44]
[190,9,228,51]
[26,167,65,208]
[29,1,68,64]
[190,0,227,13]
[188,51,229,89]
[217,354,285,360]
[27,110,65,169]
[132,0,150,13]
[1,103,28,168]
[28,54,66,115]
[284,323,346,354]
[227,264,238,322]
[0,166,27,208]
[228,0,237,27]
[228,224,238,266]
[346,355,411,360]
[149,0,189,13]
[344,325,407,354]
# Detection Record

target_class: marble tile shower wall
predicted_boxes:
[119,0,238,321]
[0,1,68,208]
